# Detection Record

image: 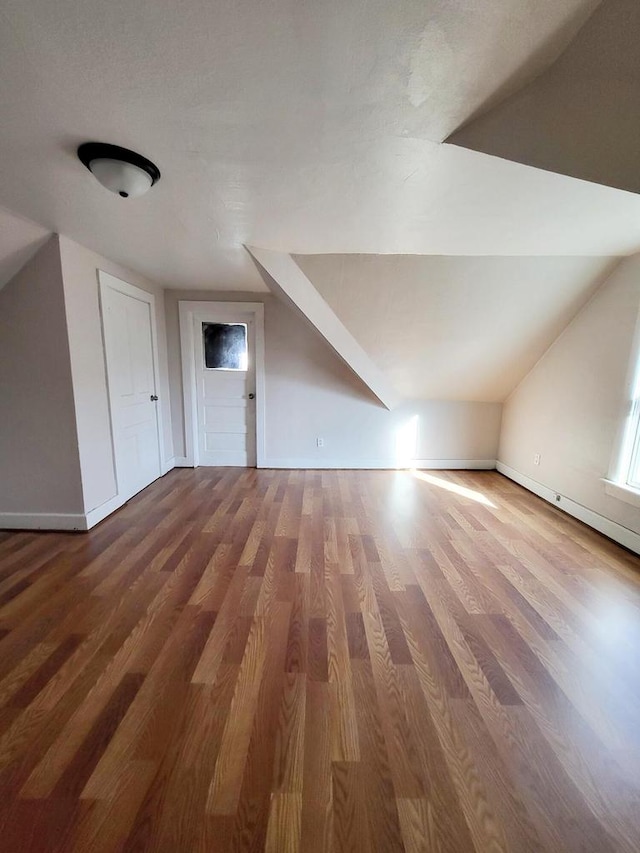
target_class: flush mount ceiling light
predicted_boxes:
[77,142,161,199]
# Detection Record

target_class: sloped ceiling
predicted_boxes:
[293,254,619,401]
[247,247,398,409]
[449,0,640,195]
[1,0,637,292]
[0,1,637,408]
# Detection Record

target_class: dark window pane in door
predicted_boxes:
[202,323,247,370]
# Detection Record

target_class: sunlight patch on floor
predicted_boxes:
[412,469,496,507]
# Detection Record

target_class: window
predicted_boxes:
[617,316,640,491]
[606,308,640,504]
[202,322,248,370]
[625,397,640,490]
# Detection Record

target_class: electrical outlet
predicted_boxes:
[534,453,541,466]
[316,437,324,448]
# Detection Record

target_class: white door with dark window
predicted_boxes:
[100,273,162,501]
[193,311,256,466]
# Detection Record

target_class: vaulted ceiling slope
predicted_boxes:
[0,0,636,292]
[449,0,640,195]
[248,246,398,409]
[294,254,619,402]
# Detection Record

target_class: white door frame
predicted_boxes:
[98,270,166,503]
[179,301,266,468]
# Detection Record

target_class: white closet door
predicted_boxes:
[100,275,161,500]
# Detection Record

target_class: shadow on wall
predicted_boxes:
[266,294,382,406]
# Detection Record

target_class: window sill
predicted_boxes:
[602,479,640,508]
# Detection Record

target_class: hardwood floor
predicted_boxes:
[0,468,639,852]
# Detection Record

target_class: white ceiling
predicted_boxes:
[450,0,640,195]
[294,254,619,401]
[2,0,638,292]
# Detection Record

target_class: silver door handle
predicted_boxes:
[248,393,255,399]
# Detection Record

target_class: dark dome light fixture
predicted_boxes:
[77,142,161,199]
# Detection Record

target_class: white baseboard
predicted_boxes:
[161,457,176,475]
[413,459,496,470]
[0,500,124,531]
[0,512,88,532]
[496,461,640,556]
[3,461,180,533]
[85,461,180,529]
[84,494,125,530]
[260,458,496,470]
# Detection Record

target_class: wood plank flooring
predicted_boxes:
[0,468,639,852]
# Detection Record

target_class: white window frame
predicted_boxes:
[604,302,640,506]
[629,409,640,490]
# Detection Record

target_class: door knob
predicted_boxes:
[150,394,158,401]
[248,393,255,399]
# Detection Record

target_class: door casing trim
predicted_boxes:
[179,301,266,468]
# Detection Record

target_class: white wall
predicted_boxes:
[499,254,640,537]
[165,290,502,467]
[59,236,173,514]
[0,237,84,516]
[0,205,50,291]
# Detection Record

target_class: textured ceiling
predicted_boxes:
[0,0,633,406]
[1,0,635,291]
[449,0,640,195]
[294,254,619,401]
